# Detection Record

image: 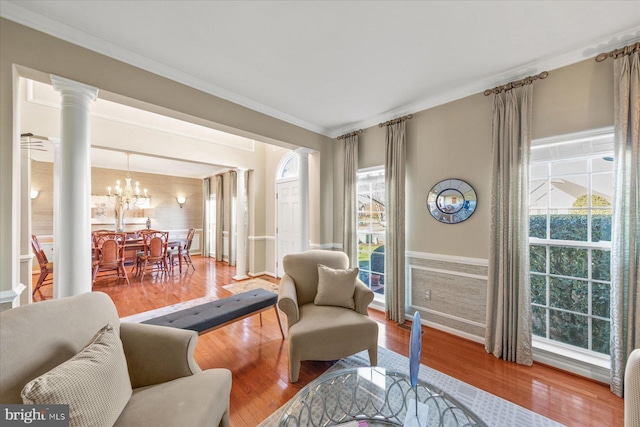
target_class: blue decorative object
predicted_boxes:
[409,311,422,388]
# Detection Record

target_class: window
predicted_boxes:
[357,169,385,296]
[529,129,613,356]
[278,154,298,179]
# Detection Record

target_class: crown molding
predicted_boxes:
[0,1,332,137]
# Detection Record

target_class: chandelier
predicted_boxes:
[107,153,150,209]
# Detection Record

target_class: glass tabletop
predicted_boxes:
[279,367,486,427]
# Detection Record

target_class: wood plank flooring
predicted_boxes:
[33,256,623,426]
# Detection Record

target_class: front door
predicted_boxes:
[276,178,301,277]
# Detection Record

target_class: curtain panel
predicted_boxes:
[228,170,237,267]
[215,174,224,262]
[610,49,640,397]
[485,85,534,366]
[384,121,406,323]
[202,177,211,257]
[343,135,359,268]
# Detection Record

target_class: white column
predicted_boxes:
[19,140,32,306]
[49,138,61,292]
[233,168,248,280]
[295,148,312,252]
[51,75,98,298]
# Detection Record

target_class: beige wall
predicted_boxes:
[30,161,203,236]
[1,18,334,296]
[342,57,615,338]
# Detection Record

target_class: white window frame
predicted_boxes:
[357,166,385,301]
[529,127,614,382]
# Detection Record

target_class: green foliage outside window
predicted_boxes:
[529,214,611,355]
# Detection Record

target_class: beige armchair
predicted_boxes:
[278,250,379,382]
[626,348,640,427]
[0,292,231,427]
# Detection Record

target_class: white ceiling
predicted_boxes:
[2,1,640,138]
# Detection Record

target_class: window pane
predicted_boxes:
[592,173,614,200]
[531,274,546,305]
[592,282,611,318]
[592,319,610,355]
[531,164,547,178]
[592,249,611,281]
[549,175,588,209]
[530,245,546,273]
[551,159,587,175]
[532,305,546,338]
[549,310,588,349]
[550,277,588,313]
[370,250,385,274]
[549,247,587,278]
[530,179,548,209]
[550,213,587,241]
[357,170,385,295]
[530,214,547,239]
[359,270,370,286]
[592,209,612,242]
[592,157,614,173]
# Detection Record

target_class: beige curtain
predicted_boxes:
[228,170,237,267]
[384,121,406,323]
[485,85,533,366]
[202,177,211,257]
[215,174,224,262]
[343,135,359,267]
[610,49,640,397]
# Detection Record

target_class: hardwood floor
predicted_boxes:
[33,256,623,426]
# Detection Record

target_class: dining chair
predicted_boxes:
[30,235,53,296]
[92,232,130,285]
[137,231,170,280]
[167,228,196,273]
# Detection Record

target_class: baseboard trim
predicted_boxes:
[249,271,277,278]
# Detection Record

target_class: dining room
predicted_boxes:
[20,76,308,302]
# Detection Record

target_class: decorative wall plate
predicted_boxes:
[426,179,477,224]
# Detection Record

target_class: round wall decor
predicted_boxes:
[426,178,477,224]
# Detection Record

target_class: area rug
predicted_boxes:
[257,347,564,427]
[222,278,279,294]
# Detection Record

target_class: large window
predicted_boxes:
[357,169,385,295]
[529,129,613,356]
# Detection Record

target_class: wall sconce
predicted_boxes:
[176,196,186,208]
[30,189,39,200]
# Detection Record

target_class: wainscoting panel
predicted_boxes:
[408,253,488,341]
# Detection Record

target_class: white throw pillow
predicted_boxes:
[314,263,359,309]
[21,323,132,427]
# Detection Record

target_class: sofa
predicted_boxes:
[0,292,232,427]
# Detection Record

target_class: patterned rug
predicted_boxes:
[222,278,279,294]
[257,347,565,427]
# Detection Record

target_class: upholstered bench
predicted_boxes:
[142,288,284,338]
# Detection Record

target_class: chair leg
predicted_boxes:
[289,356,301,383]
[120,262,130,285]
[33,272,47,296]
[274,305,285,339]
[368,345,378,367]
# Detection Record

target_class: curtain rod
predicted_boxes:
[595,41,640,62]
[484,71,549,96]
[337,129,363,140]
[378,114,413,127]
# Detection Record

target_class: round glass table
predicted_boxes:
[278,367,487,427]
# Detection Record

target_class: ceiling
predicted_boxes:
[2,1,640,138]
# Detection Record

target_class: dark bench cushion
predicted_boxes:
[142,289,278,333]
